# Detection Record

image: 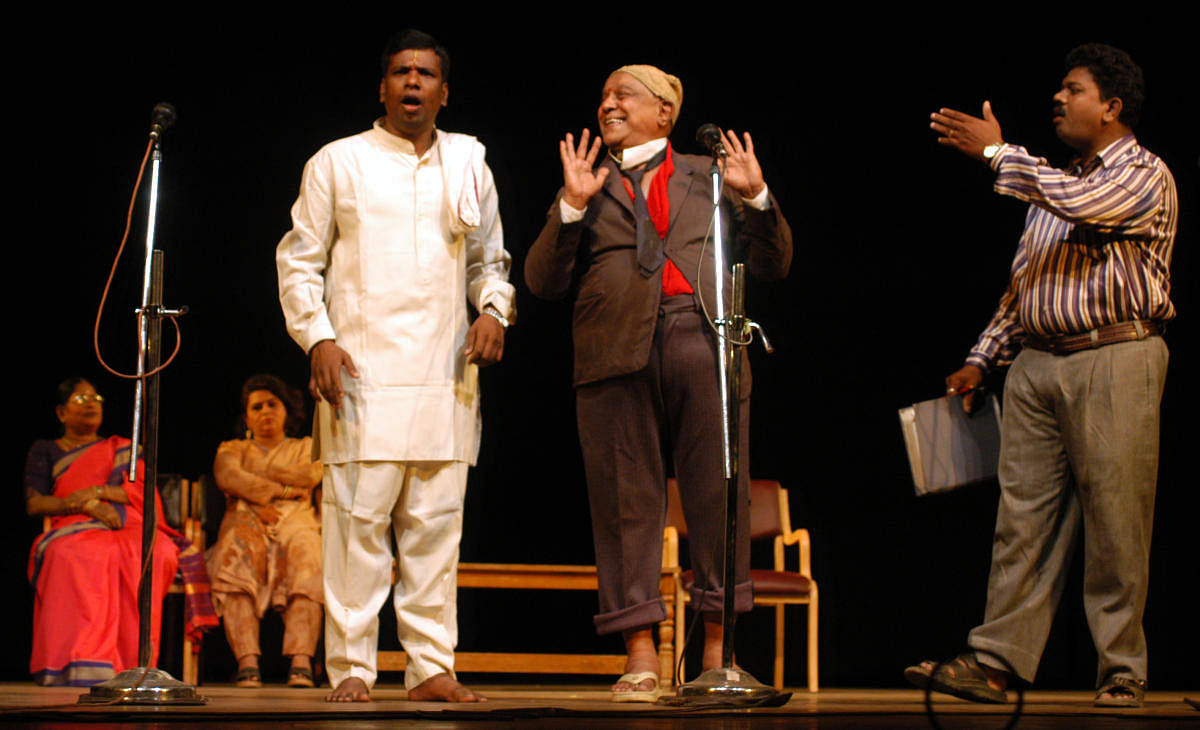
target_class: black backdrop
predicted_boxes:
[6,12,1195,688]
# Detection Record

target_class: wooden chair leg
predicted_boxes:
[183,633,197,686]
[674,591,685,686]
[657,592,675,686]
[774,604,785,690]
[807,584,819,693]
[675,602,687,685]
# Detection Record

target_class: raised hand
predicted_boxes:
[720,130,766,199]
[930,101,1003,161]
[560,129,610,210]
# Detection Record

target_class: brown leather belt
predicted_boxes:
[1023,320,1162,356]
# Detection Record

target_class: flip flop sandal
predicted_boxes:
[611,671,660,703]
[905,654,1006,704]
[235,666,263,688]
[1094,676,1145,708]
[288,666,315,688]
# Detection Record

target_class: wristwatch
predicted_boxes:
[982,142,1006,161]
[482,304,508,329]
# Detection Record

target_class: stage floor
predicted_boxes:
[1,684,1197,728]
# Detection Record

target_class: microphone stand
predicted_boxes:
[81,105,203,705]
[673,144,784,706]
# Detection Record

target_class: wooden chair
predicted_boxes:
[666,478,818,692]
[377,528,685,685]
[43,475,205,685]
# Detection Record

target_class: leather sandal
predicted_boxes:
[904,653,1006,704]
[234,666,263,688]
[1094,676,1145,708]
[288,666,315,688]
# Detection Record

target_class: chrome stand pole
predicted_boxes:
[673,157,784,707]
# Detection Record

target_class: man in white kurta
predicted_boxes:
[275,31,512,703]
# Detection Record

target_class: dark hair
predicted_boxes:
[380,29,450,81]
[1065,43,1144,128]
[239,374,305,437]
[56,377,94,407]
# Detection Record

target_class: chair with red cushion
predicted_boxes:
[666,478,818,692]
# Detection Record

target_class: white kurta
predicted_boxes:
[275,121,513,689]
[276,121,514,465]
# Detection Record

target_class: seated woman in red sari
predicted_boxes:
[24,377,180,686]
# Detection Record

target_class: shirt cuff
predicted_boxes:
[301,322,338,357]
[477,280,516,325]
[964,353,991,373]
[742,185,770,211]
[560,198,586,224]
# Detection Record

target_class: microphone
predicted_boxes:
[149,102,177,140]
[695,123,726,158]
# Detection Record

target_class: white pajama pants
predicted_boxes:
[322,460,468,690]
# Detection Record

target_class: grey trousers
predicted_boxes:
[576,296,753,636]
[969,336,1167,686]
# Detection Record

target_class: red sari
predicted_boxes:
[27,436,179,686]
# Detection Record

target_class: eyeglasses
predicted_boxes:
[69,393,105,405]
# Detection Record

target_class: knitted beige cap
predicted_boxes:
[614,64,682,125]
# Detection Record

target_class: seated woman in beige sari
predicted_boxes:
[207,374,322,688]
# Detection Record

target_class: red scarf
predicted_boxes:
[621,144,693,295]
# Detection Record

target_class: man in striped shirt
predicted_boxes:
[905,44,1177,708]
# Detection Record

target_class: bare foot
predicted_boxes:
[701,615,726,671]
[613,628,659,694]
[407,673,485,702]
[326,677,370,702]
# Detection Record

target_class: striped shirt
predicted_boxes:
[966,134,1177,371]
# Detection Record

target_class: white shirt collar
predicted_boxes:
[371,118,438,160]
[613,137,668,170]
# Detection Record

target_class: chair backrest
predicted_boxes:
[748,480,785,541]
[158,473,185,530]
[666,478,787,542]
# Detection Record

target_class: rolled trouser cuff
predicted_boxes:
[594,597,667,636]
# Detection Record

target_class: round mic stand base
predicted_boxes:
[668,666,789,706]
[78,667,207,705]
